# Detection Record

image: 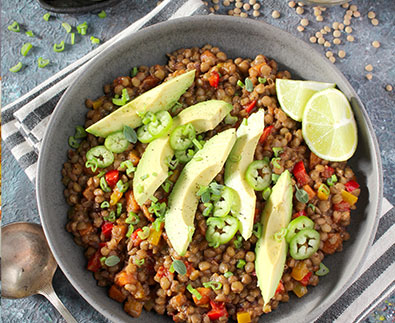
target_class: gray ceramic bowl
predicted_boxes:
[37,16,382,323]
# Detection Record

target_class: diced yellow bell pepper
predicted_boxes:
[293,282,308,298]
[237,311,251,323]
[92,98,103,109]
[291,262,309,281]
[110,187,123,206]
[317,183,330,200]
[341,189,358,206]
[147,225,163,246]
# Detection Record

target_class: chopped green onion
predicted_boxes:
[295,186,309,204]
[126,212,140,225]
[242,118,248,126]
[258,77,267,84]
[253,223,262,238]
[100,176,111,192]
[105,255,120,267]
[236,259,246,269]
[126,224,134,238]
[272,174,280,183]
[152,216,164,231]
[274,228,288,242]
[187,284,202,300]
[113,88,130,106]
[192,138,203,150]
[272,147,283,157]
[25,30,35,37]
[308,203,316,212]
[98,10,107,18]
[137,226,150,240]
[21,43,33,56]
[224,271,233,278]
[116,203,122,216]
[9,62,23,73]
[271,157,281,169]
[150,196,158,203]
[245,77,254,92]
[161,181,172,193]
[234,235,243,249]
[237,80,245,88]
[53,41,65,52]
[97,170,106,178]
[62,22,72,33]
[169,264,175,273]
[116,180,129,193]
[315,262,330,276]
[262,187,272,200]
[103,211,116,222]
[203,281,223,290]
[100,201,110,208]
[135,258,145,266]
[131,66,138,77]
[166,156,179,170]
[38,57,50,68]
[68,136,80,149]
[318,183,330,198]
[202,203,213,217]
[120,160,136,175]
[8,21,20,32]
[100,256,106,264]
[43,13,51,21]
[172,259,187,275]
[90,36,100,44]
[85,158,98,172]
[70,32,75,45]
[327,174,338,187]
[77,22,88,35]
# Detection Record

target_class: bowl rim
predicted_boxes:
[36,15,383,322]
[37,0,119,14]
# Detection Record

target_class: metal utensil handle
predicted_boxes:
[39,284,78,323]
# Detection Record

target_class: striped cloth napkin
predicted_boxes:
[2,0,393,322]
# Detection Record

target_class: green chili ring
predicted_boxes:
[289,228,320,260]
[147,111,173,138]
[285,216,315,243]
[169,124,196,151]
[86,145,114,168]
[137,124,155,143]
[245,159,272,191]
[213,186,240,217]
[206,216,239,248]
[105,131,129,153]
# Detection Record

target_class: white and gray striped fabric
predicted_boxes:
[2,0,393,321]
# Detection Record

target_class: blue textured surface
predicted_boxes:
[1,0,394,322]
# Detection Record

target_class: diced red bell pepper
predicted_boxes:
[294,210,306,218]
[130,228,143,247]
[101,222,114,240]
[184,261,194,276]
[299,271,312,286]
[275,281,285,295]
[293,161,310,186]
[259,125,274,144]
[156,265,171,279]
[208,71,220,89]
[322,166,335,179]
[105,170,119,188]
[345,180,360,192]
[333,201,350,212]
[245,100,257,114]
[87,249,102,272]
[207,301,228,320]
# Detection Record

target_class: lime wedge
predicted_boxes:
[302,88,357,161]
[276,79,335,121]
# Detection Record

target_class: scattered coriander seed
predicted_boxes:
[385,84,393,92]
[249,0,256,4]
[338,23,345,30]
[365,64,373,72]
[214,4,219,10]
[338,50,346,58]
[321,29,327,35]
[297,25,305,32]
[235,1,242,8]
[223,0,230,6]
[347,35,354,42]
[288,1,296,8]
[353,11,360,18]
[324,41,331,47]
[341,3,349,9]
[234,7,241,14]
[315,31,322,38]
[372,40,381,48]
[253,3,260,10]
[345,10,353,16]
[296,7,304,15]
[367,11,376,19]
[332,22,340,29]
[349,4,357,11]
[333,38,341,45]
[324,25,331,32]
[333,30,341,37]
[243,3,250,10]
[345,26,352,33]
[371,18,379,26]
[320,6,326,11]
[213,0,219,3]
[343,19,351,26]
[316,15,324,22]
[314,10,321,17]
[329,56,336,64]
[240,12,248,18]
[253,10,260,17]
[209,7,215,13]
[298,2,304,6]
[309,36,317,43]
[366,73,372,80]
[318,37,325,45]
[301,18,309,26]
[325,51,333,58]
[228,9,234,15]
[272,10,281,19]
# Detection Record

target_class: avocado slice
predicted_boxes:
[255,170,293,306]
[224,109,265,240]
[86,70,195,137]
[133,100,233,206]
[165,128,237,256]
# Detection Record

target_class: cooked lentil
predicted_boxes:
[63,45,358,322]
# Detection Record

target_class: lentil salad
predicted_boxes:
[62,45,360,322]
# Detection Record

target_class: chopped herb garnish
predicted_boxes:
[120,160,136,175]
[123,125,138,144]
[85,158,98,172]
[194,156,203,161]
[126,224,134,238]
[126,212,140,225]
[90,36,100,44]
[234,235,243,249]
[100,256,106,264]
[315,262,330,276]
[187,284,202,300]
[116,203,122,216]
[105,255,120,267]
[21,43,33,56]
[9,62,23,73]
[43,13,51,21]
[245,77,254,92]
[237,79,245,88]
[172,259,187,275]
[150,196,158,203]
[272,174,280,183]
[100,201,110,208]
[271,157,281,169]
[100,176,111,192]
[242,118,248,126]
[53,41,65,52]
[103,211,116,222]
[224,271,233,278]
[327,174,338,186]
[136,184,144,194]
[166,156,179,170]
[192,138,203,150]
[25,30,35,37]
[116,180,129,193]
[203,281,223,290]
[97,170,106,178]
[274,228,288,242]
[236,259,246,269]
[137,226,150,240]
[98,10,107,18]
[295,186,309,204]
[38,57,50,69]
[258,77,267,84]
[74,126,87,139]
[131,66,138,77]
[152,172,158,177]
[8,21,20,32]
[152,216,164,232]
[161,180,172,193]
[62,22,72,33]
[140,174,149,181]
[202,202,213,217]
[272,147,283,157]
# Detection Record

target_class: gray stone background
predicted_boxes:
[1,0,394,322]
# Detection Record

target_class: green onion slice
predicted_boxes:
[21,43,33,56]
[253,223,262,238]
[137,226,150,240]
[126,212,140,225]
[187,284,202,300]
[203,281,222,290]
[103,211,116,222]
[90,36,100,44]
[271,157,281,169]
[97,170,106,178]
[274,228,288,242]
[53,41,65,52]
[77,22,88,35]
[68,136,80,149]
[131,66,138,77]
[74,126,87,139]
[236,259,246,269]
[8,21,20,32]
[70,33,75,45]
[62,22,72,33]
[98,10,107,18]
[116,203,122,216]
[272,147,283,157]
[308,203,316,212]
[126,224,134,238]
[315,262,330,276]
[85,158,98,172]
[116,180,129,193]
[237,79,244,88]
[224,271,233,278]
[258,77,267,84]
[100,176,111,193]
[327,174,338,186]
[9,62,23,73]
[262,187,272,200]
[234,235,243,249]
[100,201,110,208]
[25,30,35,37]
[38,57,50,68]
[43,13,51,21]
[135,258,145,266]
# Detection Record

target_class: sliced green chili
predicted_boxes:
[170,124,196,151]
[86,146,114,168]
[147,111,173,138]
[289,228,320,260]
[286,216,314,243]
[245,159,272,191]
[206,216,239,248]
